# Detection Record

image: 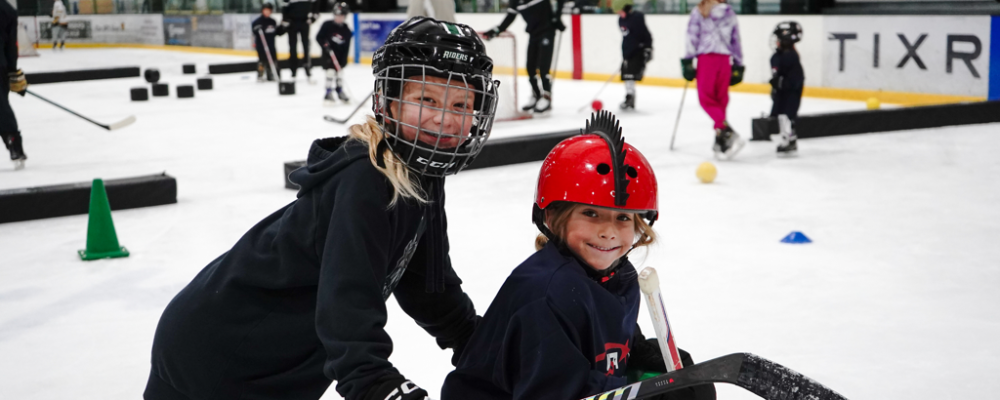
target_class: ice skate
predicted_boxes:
[9,140,27,171]
[336,87,350,103]
[776,114,797,156]
[323,89,336,105]
[619,94,635,111]
[534,92,552,113]
[522,95,539,112]
[713,124,745,160]
[776,138,797,156]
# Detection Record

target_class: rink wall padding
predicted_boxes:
[0,173,177,224]
[208,57,324,74]
[282,130,577,190]
[25,67,141,85]
[751,100,1000,139]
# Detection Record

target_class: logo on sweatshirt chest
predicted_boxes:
[595,341,631,376]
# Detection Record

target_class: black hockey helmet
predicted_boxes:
[332,1,349,16]
[261,1,273,10]
[773,21,802,48]
[371,16,499,178]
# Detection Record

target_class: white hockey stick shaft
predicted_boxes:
[638,267,684,372]
[669,81,690,151]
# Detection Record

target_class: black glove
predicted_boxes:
[680,58,696,82]
[643,47,653,63]
[483,27,501,40]
[307,13,317,24]
[730,64,745,86]
[8,69,28,97]
[552,17,566,31]
[361,374,429,400]
[626,331,717,400]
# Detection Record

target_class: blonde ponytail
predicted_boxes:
[348,117,427,207]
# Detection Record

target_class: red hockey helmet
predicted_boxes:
[533,111,658,239]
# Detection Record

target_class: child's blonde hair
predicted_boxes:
[534,202,657,251]
[348,116,427,207]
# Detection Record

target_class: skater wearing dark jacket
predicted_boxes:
[316,1,352,103]
[442,112,715,400]
[483,0,566,113]
[144,17,501,400]
[769,21,804,155]
[615,0,652,110]
[1,0,28,170]
[282,0,318,79]
[252,3,284,82]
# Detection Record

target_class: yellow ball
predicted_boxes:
[696,162,717,184]
[866,97,881,110]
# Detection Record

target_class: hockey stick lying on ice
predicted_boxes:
[324,90,373,124]
[580,352,849,400]
[27,90,135,131]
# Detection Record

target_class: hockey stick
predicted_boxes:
[668,81,690,150]
[26,90,135,131]
[257,28,281,84]
[547,29,563,102]
[580,352,850,400]
[637,267,684,372]
[575,65,622,113]
[323,90,373,124]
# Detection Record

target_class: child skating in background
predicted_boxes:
[681,0,745,160]
[51,0,68,50]
[316,1,353,104]
[769,21,804,155]
[442,112,716,400]
[614,0,652,111]
[252,3,284,82]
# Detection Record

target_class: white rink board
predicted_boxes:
[822,16,991,97]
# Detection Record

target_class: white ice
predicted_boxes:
[2,48,999,400]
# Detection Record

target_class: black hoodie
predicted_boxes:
[145,136,478,400]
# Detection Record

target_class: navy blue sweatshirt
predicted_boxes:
[1,0,17,72]
[769,48,804,91]
[316,20,352,67]
[146,136,478,400]
[282,0,316,22]
[619,10,652,60]
[252,15,282,52]
[441,242,641,400]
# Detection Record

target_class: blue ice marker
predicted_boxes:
[780,231,812,244]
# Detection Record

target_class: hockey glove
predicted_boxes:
[483,27,501,40]
[643,47,653,63]
[680,58,696,81]
[361,374,429,400]
[552,17,566,31]
[729,64,745,86]
[8,69,28,96]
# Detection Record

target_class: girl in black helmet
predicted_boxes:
[143,17,499,400]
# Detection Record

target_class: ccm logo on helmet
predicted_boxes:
[417,157,457,169]
[442,51,470,63]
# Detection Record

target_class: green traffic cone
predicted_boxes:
[78,178,129,261]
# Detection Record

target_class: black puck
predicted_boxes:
[177,85,195,98]
[131,87,149,101]
[182,64,196,74]
[152,83,169,97]
[279,81,296,95]
[197,77,213,90]
[144,69,160,83]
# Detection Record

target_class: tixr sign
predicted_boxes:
[822,16,991,97]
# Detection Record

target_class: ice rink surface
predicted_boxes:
[2,48,999,400]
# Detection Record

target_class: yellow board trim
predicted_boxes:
[46,44,983,106]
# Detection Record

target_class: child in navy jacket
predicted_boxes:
[442,112,716,400]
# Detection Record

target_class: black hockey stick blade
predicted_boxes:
[324,90,373,124]
[27,90,136,131]
[580,353,849,400]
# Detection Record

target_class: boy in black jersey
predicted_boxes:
[316,2,352,103]
[484,0,566,113]
[614,0,652,110]
[769,21,804,155]
[252,3,284,82]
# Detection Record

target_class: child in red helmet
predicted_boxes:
[441,111,716,400]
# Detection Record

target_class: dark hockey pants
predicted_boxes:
[526,29,556,97]
[1,70,23,152]
[286,22,312,76]
[770,86,803,121]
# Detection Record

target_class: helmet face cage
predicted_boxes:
[374,63,499,177]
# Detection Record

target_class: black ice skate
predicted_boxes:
[534,92,552,113]
[336,87,350,103]
[713,124,746,160]
[620,94,635,110]
[324,88,336,103]
[777,138,797,155]
[776,114,798,156]
[522,95,539,112]
[8,137,27,171]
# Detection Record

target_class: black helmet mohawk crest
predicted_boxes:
[582,110,630,207]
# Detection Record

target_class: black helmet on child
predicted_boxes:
[371,16,499,178]
[773,21,802,48]
[332,1,348,15]
[261,1,273,10]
